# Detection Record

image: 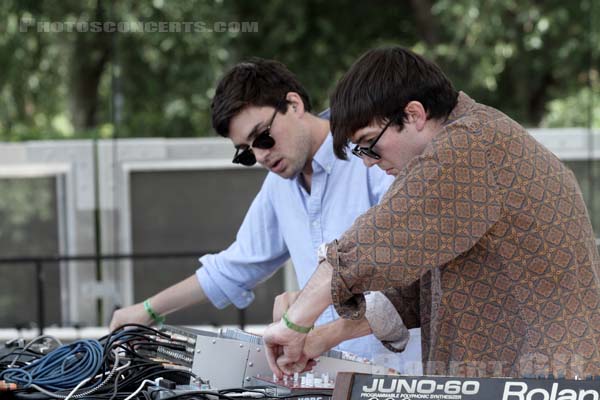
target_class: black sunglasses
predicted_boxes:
[232,107,279,166]
[351,119,393,160]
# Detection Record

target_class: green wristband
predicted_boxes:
[282,311,313,334]
[144,299,165,325]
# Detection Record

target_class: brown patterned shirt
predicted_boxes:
[326,92,600,378]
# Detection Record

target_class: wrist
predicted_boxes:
[285,307,318,330]
[143,298,165,325]
[282,311,313,334]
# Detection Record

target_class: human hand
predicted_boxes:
[270,328,331,376]
[272,291,300,322]
[263,319,310,379]
[109,302,152,331]
[269,327,331,376]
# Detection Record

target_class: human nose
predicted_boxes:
[362,156,380,168]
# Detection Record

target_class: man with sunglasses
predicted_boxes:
[263,46,600,379]
[109,58,422,373]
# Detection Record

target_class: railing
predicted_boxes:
[3,242,600,335]
[0,252,247,335]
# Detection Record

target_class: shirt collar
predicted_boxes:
[292,111,335,186]
[291,130,335,188]
[444,91,477,126]
[311,131,336,175]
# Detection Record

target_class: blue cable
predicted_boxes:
[0,339,104,390]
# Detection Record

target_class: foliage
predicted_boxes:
[0,0,598,141]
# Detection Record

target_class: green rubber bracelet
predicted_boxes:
[282,311,313,334]
[144,299,165,325]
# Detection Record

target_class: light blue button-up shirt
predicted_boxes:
[196,123,421,370]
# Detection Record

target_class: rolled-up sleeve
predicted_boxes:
[364,291,411,352]
[197,176,290,309]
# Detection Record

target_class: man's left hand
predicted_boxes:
[272,291,300,322]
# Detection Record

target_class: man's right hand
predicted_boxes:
[263,319,310,378]
[107,274,209,331]
[109,302,152,331]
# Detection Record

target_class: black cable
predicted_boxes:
[107,362,123,400]
[3,325,197,400]
[0,348,45,364]
[100,324,172,343]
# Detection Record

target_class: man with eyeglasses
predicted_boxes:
[263,46,600,379]
[109,58,422,373]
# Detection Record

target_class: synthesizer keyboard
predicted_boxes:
[332,372,600,400]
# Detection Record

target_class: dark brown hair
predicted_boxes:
[331,46,458,159]
[211,58,312,137]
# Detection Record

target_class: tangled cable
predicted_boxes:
[0,325,197,400]
[0,339,104,391]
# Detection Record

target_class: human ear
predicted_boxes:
[404,101,427,131]
[285,92,305,115]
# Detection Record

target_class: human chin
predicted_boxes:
[267,158,296,179]
[376,160,392,174]
[378,165,398,176]
[280,158,305,179]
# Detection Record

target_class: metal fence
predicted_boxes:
[0,251,250,335]
[4,242,600,335]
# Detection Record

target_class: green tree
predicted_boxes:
[0,0,597,141]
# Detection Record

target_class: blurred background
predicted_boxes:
[0,0,598,334]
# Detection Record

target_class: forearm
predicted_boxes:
[309,317,372,354]
[149,274,208,315]
[306,291,412,357]
[285,260,333,328]
[110,274,209,330]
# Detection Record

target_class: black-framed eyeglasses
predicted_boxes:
[232,107,279,166]
[351,119,393,160]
